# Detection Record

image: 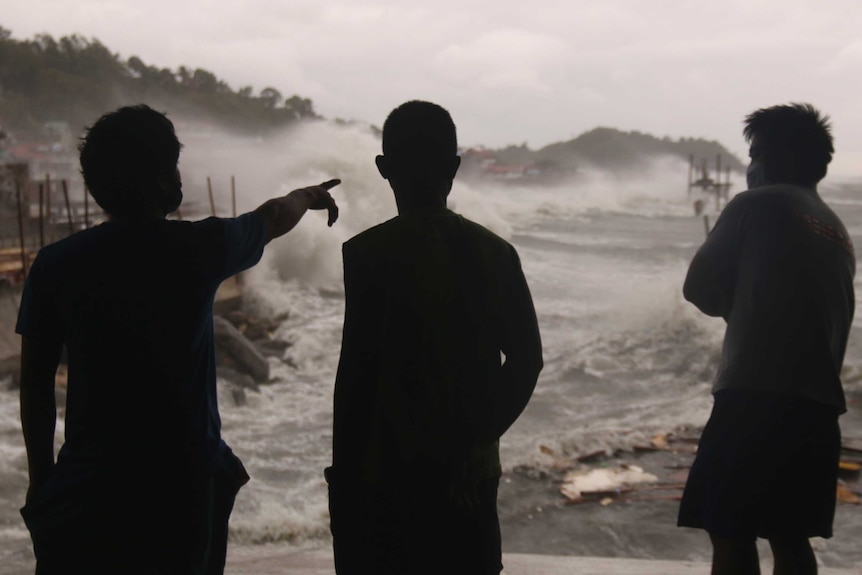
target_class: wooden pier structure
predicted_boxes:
[687,153,733,211]
[0,165,244,380]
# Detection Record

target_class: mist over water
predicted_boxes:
[185,121,714,281]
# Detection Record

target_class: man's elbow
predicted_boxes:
[682,277,700,308]
[529,353,543,379]
[682,280,725,318]
[510,350,543,387]
[252,205,276,244]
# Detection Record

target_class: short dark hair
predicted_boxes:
[743,103,833,185]
[79,105,181,217]
[382,100,457,167]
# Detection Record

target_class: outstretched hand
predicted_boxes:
[254,178,343,243]
[305,178,340,227]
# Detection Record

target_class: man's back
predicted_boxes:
[18,215,263,472]
[679,102,848,574]
[333,209,540,484]
[16,104,341,574]
[330,208,540,575]
[698,185,856,411]
[328,99,539,575]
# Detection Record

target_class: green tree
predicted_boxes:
[0,29,318,135]
[259,86,283,109]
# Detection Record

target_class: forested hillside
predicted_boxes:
[0,27,744,175]
[0,27,315,134]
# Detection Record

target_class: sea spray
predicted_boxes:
[171,120,742,543]
[0,123,860,563]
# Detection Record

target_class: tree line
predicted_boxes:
[0,27,316,135]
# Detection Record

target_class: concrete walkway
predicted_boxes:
[225,547,861,574]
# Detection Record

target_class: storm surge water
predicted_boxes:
[1,122,860,566]
[176,121,734,546]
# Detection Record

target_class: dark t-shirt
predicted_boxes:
[16,213,265,477]
[684,185,855,412]
[332,209,542,485]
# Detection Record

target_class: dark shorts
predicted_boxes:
[23,452,248,575]
[326,467,503,575]
[678,389,841,540]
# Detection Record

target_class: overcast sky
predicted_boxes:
[6,0,862,175]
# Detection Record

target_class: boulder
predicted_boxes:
[216,377,248,407]
[258,339,292,358]
[213,316,270,383]
[225,310,249,328]
[4,366,20,390]
[216,365,260,392]
[242,320,271,342]
[230,386,247,407]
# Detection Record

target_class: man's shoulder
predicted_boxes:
[725,187,773,209]
[34,224,116,266]
[34,219,219,275]
[458,214,512,245]
[720,185,810,225]
[343,216,399,250]
[733,184,817,207]
[343,211,514,256]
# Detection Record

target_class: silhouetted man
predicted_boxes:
[17,105,339,574]
[678,103,854,575]
[326,101,543,575]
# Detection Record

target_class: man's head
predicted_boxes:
[79,105,183,220]
[743,103,833,189]
[376,101,460,212]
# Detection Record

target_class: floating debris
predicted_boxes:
[560,464,659,503]
[538,444,575,472]
[836,482,861,505]
[651,433,669,450]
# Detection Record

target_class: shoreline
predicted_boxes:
[0,410,859,572]
[223,546,861,575]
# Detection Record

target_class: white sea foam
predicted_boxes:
[2,122,856,548]
[177,121,744,542]
[179,121,731,287]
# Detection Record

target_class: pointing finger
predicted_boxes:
[328,201,339,227]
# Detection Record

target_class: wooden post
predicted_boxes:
[38,183,45,248]
[725,166,731,201]
[176,208,184,221]
[84,186,90,229]
[45,173,51,225]
[687,154,694,196]
[15,180,28,278]
[62,179,74,235]
[207,177,216,217]
[231,175,236,217]
[703,214,710,237]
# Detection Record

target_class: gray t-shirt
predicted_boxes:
[684,184,855,412]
